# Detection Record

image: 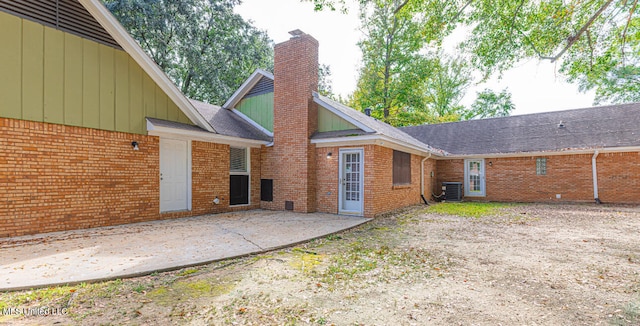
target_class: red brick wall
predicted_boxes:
[316,145,431,217]
[435,153,640,204]
[266,33,319,213]
[423,158,437,201]
[316,146,339,214]
[366,145,425,217]
[185,142,260,217]
[596,152,640,203]
[0,118,261,237]
[485,155,593,202]
[0,118,160,237]
[435,159,464,196]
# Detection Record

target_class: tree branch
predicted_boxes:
[393,0,410,14]
[452,0,474,22]
[587,30,594,69]
[510,0,525,34]
[621,0,638,62]
[547,0,615,62]
[515,27,554,60]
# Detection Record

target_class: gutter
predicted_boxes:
[592,150,601,204]
[146,120,268,148]
[436,146,640,160]
[311,134,443,157]
[420,153,432,205]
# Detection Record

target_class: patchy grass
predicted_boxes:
[209,292,318,325]
[612,297,640,326]
[320,240,379,285]
[426,202,514,218]
[289,248,324,274]
[147,278,234,306]
[176,268,199,277]
[0,285,78,311]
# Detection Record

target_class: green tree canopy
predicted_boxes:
[104,0,274,104]
[349,0,505,126]
[308,0,640,105]
[465,88,515,120]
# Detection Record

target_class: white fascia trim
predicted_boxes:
[312,96,375,133]
[147,121,267,148]
[79,0,215,133]
[231,109,274,137]
[223,69,274,109]
[311,134,437,157]
[437,146,640,160]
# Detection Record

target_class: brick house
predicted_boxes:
[0,0,437,238]
[402,104,640,204]
[1,0,638,238]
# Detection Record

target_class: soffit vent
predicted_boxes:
[0,0,122,49]
[245,77,274,98]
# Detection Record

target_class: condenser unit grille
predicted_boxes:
[443,182,462,202]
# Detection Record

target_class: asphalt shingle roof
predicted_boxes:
[401,102,640,155]
[189,99,272,142]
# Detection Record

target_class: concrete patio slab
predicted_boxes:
[0,210,368,291]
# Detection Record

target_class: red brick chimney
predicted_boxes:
[269,30,319,213]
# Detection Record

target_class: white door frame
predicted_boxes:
[159,138,192,212]
[464,158,485,197]
[338,148,364,216]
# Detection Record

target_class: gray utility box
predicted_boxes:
[442,182,462,201]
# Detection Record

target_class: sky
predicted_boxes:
[235,0,596,116]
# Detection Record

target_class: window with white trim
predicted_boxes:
[230,147,249,205]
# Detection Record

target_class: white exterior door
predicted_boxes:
[160,138,189,212]
[339,149,364,215]
[464,159,485,197]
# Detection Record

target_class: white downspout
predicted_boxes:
[421,153,432,204]
[592,150,601,204]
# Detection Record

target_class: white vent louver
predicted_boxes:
[230,147,247,173]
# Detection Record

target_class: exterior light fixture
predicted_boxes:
[131,141,139,151]
[489,161,493,166]
[327,152,332,158]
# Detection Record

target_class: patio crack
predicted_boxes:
[222,227,264,250]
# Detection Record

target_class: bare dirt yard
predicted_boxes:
[1,203,639,325]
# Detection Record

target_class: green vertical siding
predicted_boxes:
[155,89,168,120]
[143,73,156,118]
[99,44,115,130]
[129,58,144,134]
[43,27,64,124]
[236,92,274,132]
[114,50,130,132]
[82,39,100,129]
[318,106,357,132]
[0,11,194,135]
[22,20,44,121]
[0,13,22,119]
[64,33,84,127]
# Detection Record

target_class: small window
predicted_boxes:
[536,158,547,175]
[230,147,247,173]
[393,150,411,185]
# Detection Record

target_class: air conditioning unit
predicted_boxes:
[442,182,462,202]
